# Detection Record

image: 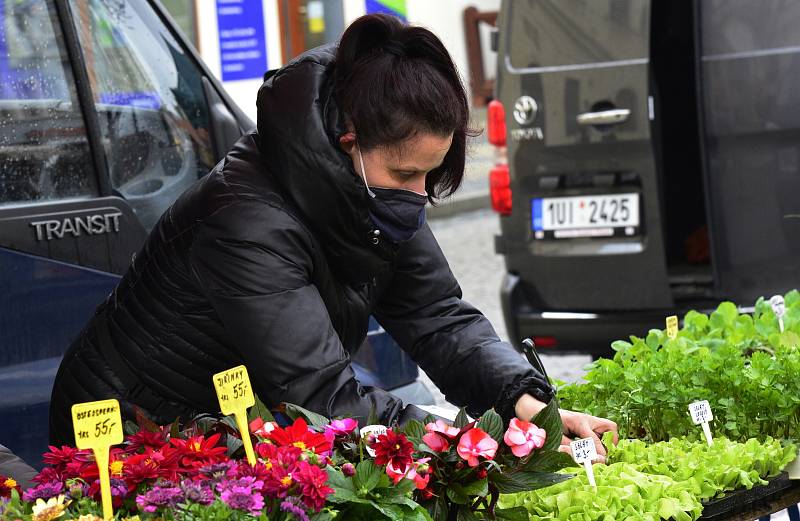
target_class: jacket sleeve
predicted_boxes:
[189,201,427,426]
[373,225,554,421]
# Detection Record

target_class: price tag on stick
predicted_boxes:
[570,437,598,487]
[72,399,123,520]
[689,400,714,446]
[213,365,256,466]
[770,295,786,333]
[666,315,679,340]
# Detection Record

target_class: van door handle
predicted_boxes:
[576,109,631,126]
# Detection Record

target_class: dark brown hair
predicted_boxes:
[334,14,472,200]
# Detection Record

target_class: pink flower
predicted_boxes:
[425,420,460,439]
[324,418,358,437]
[456,428,498,467]
[385,458,431,490]
[503,418,546,457]
[249,417,277,437]
[422,432,450,452]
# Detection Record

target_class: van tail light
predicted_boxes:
[533,336,558,348]
[490,164,512,215]
[487,100,507,146]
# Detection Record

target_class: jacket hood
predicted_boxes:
[256,44,396,286]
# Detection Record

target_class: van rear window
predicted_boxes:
[505,0,650,69]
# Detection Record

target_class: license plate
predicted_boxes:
[532,193,640,239]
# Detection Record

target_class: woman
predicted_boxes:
[49,14,616,453]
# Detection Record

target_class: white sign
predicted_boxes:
[570,437,598,464]
[570,437,598,487]
[360,425,387,457]
[689,400,714,446]
[689,400,713,425]
[770,295,786,332]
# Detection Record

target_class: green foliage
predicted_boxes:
[558,292,800,442]
[326,465,432,521]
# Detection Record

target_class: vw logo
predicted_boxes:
[513,95,538,125]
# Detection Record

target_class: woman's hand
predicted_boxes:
[515,393,619,461]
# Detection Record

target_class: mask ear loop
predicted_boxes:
[357,144,376,198]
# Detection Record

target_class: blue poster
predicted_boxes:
[216,0,268,82]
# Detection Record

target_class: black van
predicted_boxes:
[0,0,428,466]
[489,0,800,356]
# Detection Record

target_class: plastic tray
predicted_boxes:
[698,473,798,521]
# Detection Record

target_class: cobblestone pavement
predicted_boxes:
[419,208,592,410]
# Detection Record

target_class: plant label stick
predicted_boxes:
[689,400,714,446]
[770,295,786,333]
[666,315,679,340]
[360,425,388,457]
[71,399,123,520]
[570,437,598,487]
[213,365,257,465]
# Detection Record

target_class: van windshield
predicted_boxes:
[505,0,650,69]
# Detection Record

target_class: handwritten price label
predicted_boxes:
[213,365,256,465]
[71,399,123,520]
[666,315,679,340]
[689,400,713,425]
[570,437,598,464]
[360,425,388,457]
[770,295,786,332]
[72,399,123,448]
[213,365,255,415]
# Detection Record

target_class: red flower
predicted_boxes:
[125,428,169,453]
[456,428,498,467]
[386,458,430,490]
[41,445,79,470]
[372,430,414,470]
[123,446,181,485]
[0,475,20,499]
[170,433,228,469]
[294,460,334,511]
[31,466,62,485]
[266,418,332,454]
[261,462,295,499]
[236,461,272,494]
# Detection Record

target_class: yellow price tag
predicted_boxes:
[71,399,123,521]
[213,365,256,465]
[666,315,679,339]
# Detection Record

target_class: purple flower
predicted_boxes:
[180,479,214,505]
[110,478,129,499]
[218,477,264,515]
[281,497,311,521]
[324,418,358,437]
[199,460,237,481]
[22,481,64,502]
[135,483,184,513]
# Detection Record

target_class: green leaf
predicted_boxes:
[426,496,449,521]
[284,403,330,429]
[422,414,438,425]
[353,460,381,494]
[446,485,470,505]
[458,478,489,497]
[518,450,574,473]
[248,393,276,423]
[491,470,574,494]
[494,506,531,520]
[402,419,427,441]
[456,507,480,521]
[454,407,470,429]
[530,400,562,452]
[475,408,504,442]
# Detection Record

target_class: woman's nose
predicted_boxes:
[409,175,427,195]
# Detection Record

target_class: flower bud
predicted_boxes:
[342,463,356,477]
[475,468,488,479]
[416,463,431,476]
[420,488,435,500]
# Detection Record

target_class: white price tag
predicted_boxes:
[689,400,714,446]
[360,425,387,457]
[689,400,713,425]
[570,437,598,487]
[570,437,598,464]
[770,295,786,332]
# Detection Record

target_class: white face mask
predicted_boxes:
[357,144,376,199]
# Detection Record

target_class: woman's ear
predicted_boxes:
[339,131,357,153]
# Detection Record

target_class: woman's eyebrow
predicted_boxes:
[394,160,444,172]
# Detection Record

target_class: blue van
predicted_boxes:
[0,0,429,466]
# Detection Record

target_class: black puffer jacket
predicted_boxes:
[49,45,553,445]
